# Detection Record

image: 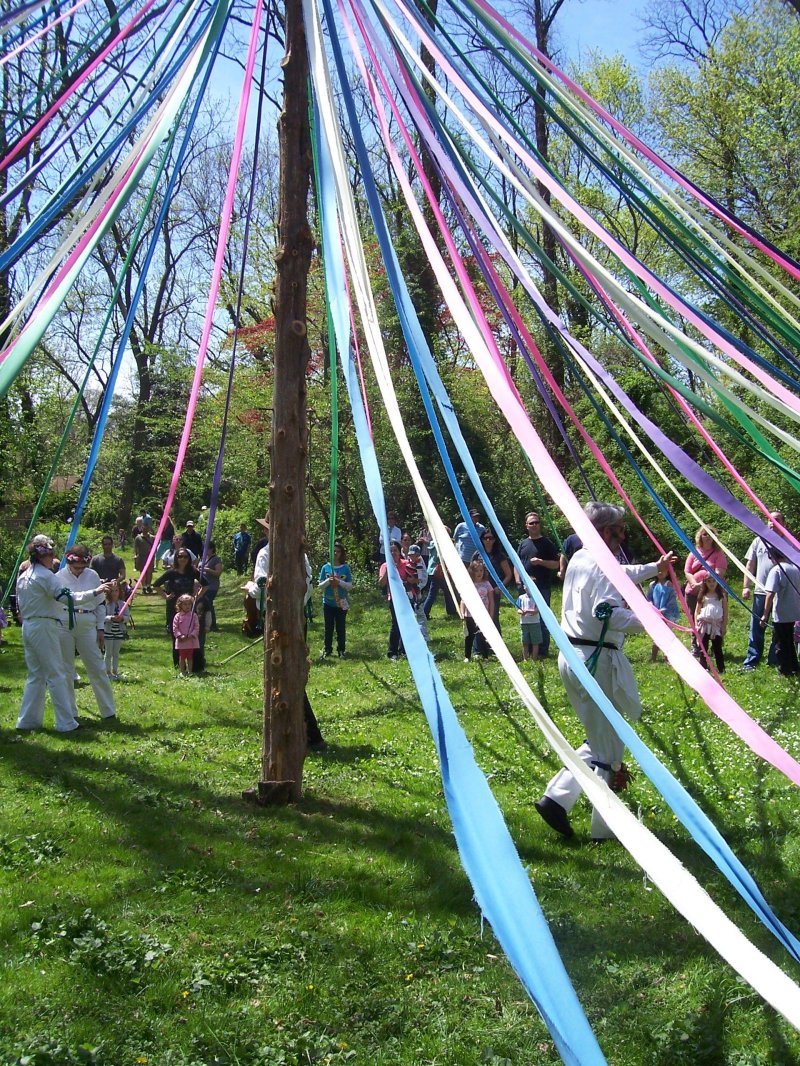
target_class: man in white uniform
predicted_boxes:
[58,546,117,722]
[535,502,675,842]
[16,536,112,732]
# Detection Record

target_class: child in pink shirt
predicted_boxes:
[172,594,199,677]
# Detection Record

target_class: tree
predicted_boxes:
[650,0,800,257]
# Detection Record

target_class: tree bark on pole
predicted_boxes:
[257,0,313,804]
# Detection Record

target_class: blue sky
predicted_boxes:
[555,0,646,68]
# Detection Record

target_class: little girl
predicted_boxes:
[694,574,727,673]
[103,580,130,680]
[516,587,542,661]
[647,573,679,662]
[172,593,200,676]
[460,559,493,662]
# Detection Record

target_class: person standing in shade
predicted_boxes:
[558,532,583,581]
[453,508,485,567]
[173,594,200,677]
[162,534,196,569]
[156,514,175,562]
[58,545,117,723]
[250,517,269,567]
[375,510,402,566]
[318,541,353,659]
[153,551,205,661]
[378,541,412,660]
[134,525,156,593]
[742,511,783,671]
[233,523,252,575]
[535,502,675,842]
[91,535,126,583]
[16,536,112,733]
[182,520,203,557]
[422,528,458,618]
[514,512,559,658]
[199,543,223,631]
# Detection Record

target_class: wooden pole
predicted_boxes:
[256,0,313,804]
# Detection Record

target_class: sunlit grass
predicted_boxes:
[1,568,799,1065]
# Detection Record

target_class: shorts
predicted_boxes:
[520,621,542,647]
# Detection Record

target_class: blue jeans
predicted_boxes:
[538,585,553,657]
[743,594,778,667]
[423,576,457,618]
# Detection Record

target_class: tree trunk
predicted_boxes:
[258,0,313,804]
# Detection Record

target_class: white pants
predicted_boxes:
[17,618,78,732]
[105,641,121,675]
[543,651,635,839]
[59,623,116,719]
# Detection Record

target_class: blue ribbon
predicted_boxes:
[319,0,800,972]
[313,47,607,1066]
[65,2,231,553]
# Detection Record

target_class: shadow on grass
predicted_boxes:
[0,730,478,935]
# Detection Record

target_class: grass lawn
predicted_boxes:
[1,562,800,1065]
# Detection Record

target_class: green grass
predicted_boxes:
[1,565,800,1065]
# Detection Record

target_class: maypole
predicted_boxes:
[258,0,314,803]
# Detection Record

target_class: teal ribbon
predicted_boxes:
[584,602,614,676]
[56,588,76,630]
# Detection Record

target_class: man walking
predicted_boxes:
[535,502,674,842]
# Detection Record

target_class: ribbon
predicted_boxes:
[56,588,76,630]
[314,0,800,1038]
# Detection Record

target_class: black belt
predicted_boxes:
[567,636,620,651]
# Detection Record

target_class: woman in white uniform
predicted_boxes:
[16,536,111,732]
[59,545,117,722]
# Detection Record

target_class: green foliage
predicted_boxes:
[650,0,800,254]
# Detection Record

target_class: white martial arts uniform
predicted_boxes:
[246,547,312,602]
[544,548,658,839]
[16,563,101,731]
[58,567,116,720]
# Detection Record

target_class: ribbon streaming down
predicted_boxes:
[0,0,93,69]
[123,0,263,599]
[330,0,800,968]
[201,3,274,565]
[435,0,800,380]
[0,0,225,401]
[1,0,206,271]
[312,0,800,1039]
[367,17,800,571]
[64,3,232,557]
[347,0,800,788]
[0,0,162,176]
[311,79,608,1066]
[0,0,51,33]
[376,0,800,441]
[459,0,800,288]
[0,0,184,216]
[379,0,800,434]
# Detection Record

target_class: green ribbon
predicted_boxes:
[56,588,76,630]
[256,576,266,623]
[584,601,614,677]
